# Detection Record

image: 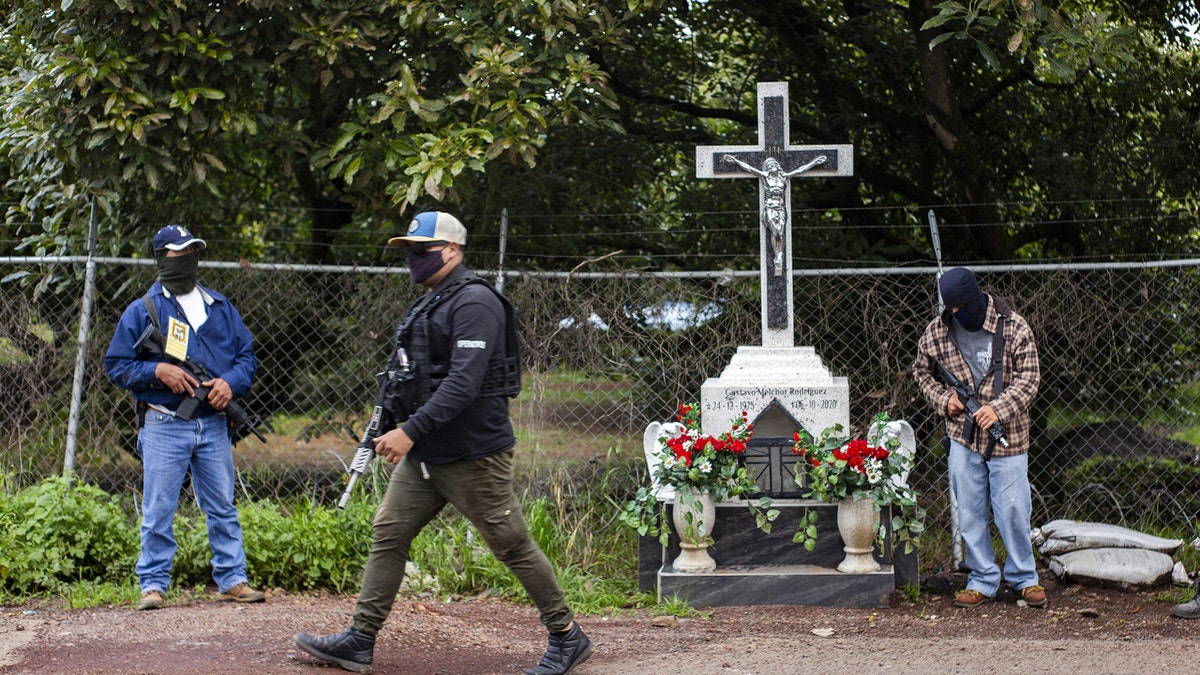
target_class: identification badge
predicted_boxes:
[165,316,190,361]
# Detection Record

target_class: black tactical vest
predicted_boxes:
[389,273,520,417]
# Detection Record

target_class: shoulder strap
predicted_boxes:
[992,315,1005,398]
[394,275,479,341]
[142,294,161,331]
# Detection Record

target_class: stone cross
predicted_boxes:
[695,82,853,348]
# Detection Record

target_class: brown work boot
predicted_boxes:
[953,589,991,608]
[136,590,165,611]
[219,582,265,603]
[1020,584,1047,608]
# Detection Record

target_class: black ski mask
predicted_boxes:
[939,267,987,331]
[156,250,199,295]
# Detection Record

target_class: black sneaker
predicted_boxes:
[524,623,594,675]
[293,628,375,673]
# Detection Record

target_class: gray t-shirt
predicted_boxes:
[952,320,993,391]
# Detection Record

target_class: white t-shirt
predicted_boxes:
[174,287,208,329]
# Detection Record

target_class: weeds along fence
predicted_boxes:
[3,255,1200,542]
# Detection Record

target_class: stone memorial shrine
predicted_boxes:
[637,82,917,608]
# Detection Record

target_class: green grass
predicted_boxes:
[1044,380,1200,446]
[512,431,640,463]
[0,455,682,615]
[522,368,633,406]
[58,578,141,610]
[1154,586,1195,605]
[1042,405,1109,434]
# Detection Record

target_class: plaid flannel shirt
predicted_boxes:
[912,294,1040,457]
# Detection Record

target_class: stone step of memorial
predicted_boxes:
[638,499,917,608]
[658,562,896,608]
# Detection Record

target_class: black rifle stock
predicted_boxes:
[133,325,267,443]
[933,361,1009,460]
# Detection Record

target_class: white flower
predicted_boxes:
[864,457,883,484]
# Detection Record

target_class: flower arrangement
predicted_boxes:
[790,412,925,553]
[620,403,779,545]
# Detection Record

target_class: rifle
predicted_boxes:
[336,347,411,509]
[133,325,267,443]
[932,361,1009,461]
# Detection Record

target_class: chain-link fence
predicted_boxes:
[4,255,1200,542]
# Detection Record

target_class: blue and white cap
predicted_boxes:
[388,211,468,247]
[151,224,207,252]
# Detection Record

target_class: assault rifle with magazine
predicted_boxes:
[933,361,1009,461]
[336,347,411,509]
[133,325,267,443]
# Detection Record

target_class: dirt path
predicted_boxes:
[2,581,1198,674]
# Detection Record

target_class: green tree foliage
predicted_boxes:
[1,1,1197,266]
[585,0,1200,265]
[0,0,643,263]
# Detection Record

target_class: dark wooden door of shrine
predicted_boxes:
[742,436,807,498]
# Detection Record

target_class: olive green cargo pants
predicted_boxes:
[351,449,573,634]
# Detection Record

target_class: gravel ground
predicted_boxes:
[2,574,1199,674]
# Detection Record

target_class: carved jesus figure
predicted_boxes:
[722,154,827,276]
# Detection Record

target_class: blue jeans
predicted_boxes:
[136,411,250,594]
[949,439,1039,597]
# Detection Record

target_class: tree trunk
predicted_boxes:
[907,1,1010,260]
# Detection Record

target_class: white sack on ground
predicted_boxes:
[1048,547,1175,586]
[1032,519,1183,555]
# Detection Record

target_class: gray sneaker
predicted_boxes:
[1171,596,1200,619]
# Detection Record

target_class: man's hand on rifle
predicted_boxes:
[373,427,414,464]
[155,362,198,396]
[945,394,999,428]
[973,403,999,431]
[202,377,233,410]
[946,394,965,417]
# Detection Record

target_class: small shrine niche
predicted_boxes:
[742,400,808,499]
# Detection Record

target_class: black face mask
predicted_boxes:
[156,251,199,295]
[406,246,447,283]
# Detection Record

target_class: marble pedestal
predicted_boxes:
[699,346,849,441]
[638,499,918,608]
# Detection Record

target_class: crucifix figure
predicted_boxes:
[722,153,827,276]
[696,82,854,347]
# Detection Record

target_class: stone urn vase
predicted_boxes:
[836,496,881,573]
[671,487,717,573]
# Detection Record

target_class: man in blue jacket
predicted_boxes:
[105,224,264,611]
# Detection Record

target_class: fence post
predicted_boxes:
[928,209,964,570]
[64,198,100,483]
[497,207,508,293]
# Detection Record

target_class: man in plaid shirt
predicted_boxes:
[912,267,1045,609]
